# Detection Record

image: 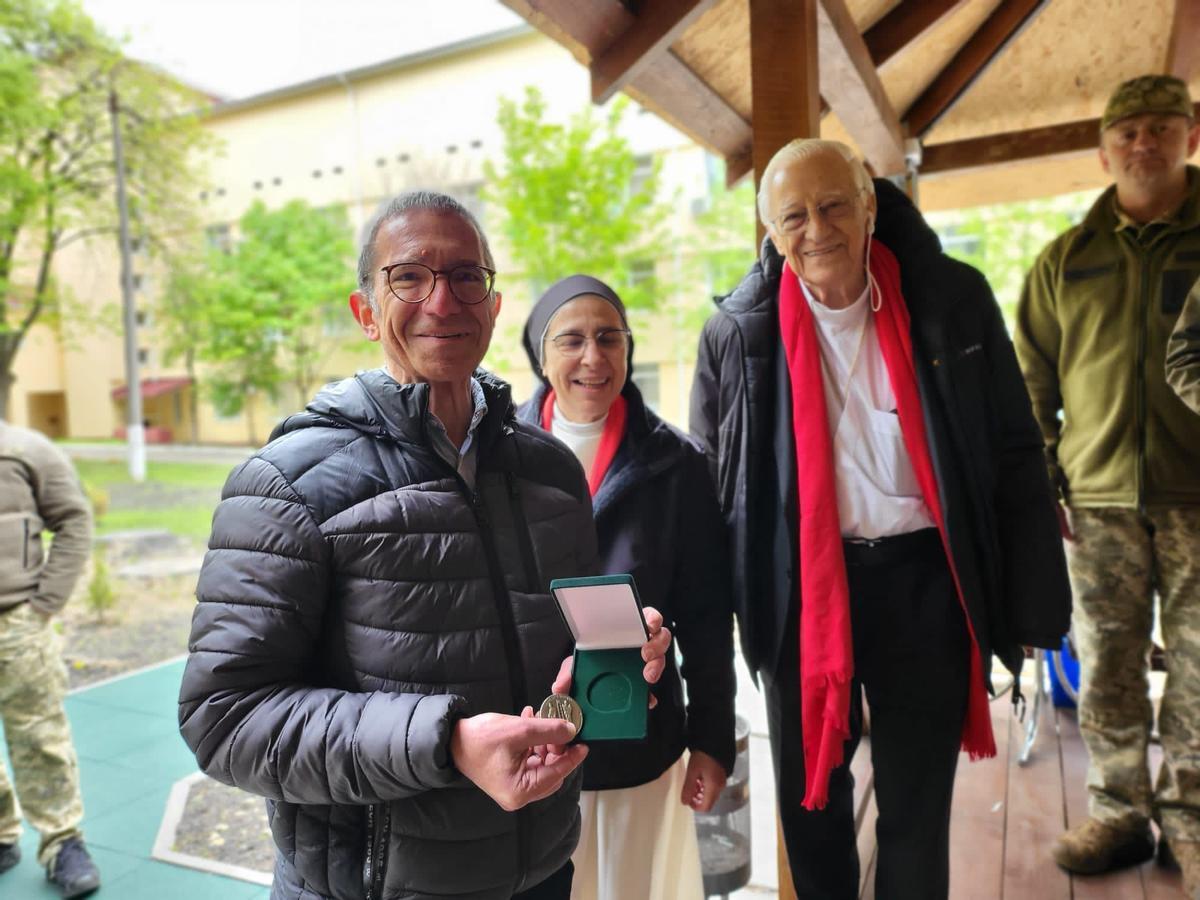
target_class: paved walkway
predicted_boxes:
[60,442,256,466]
[0,658,268,899]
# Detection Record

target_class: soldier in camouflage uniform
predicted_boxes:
[0,419,100,898]
[1016,75,1200,897]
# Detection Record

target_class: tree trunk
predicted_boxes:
[185,349,199,444]
[0,332,22,421]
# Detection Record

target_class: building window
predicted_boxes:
[332,165,343,174]
[135,309,148,327]
[253,180,263,190]
[272,177,282,186]
[312,169,323,179]
[205,224,232,254]
[629,259,655,286]
[137,348,150,365]
[631,364,660,412]
[630,155,654,198]
[131,273,143,291]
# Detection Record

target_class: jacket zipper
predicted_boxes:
[364,802,389,900]
[469,483,532,884]
[1135,253,1151,514]
[504,474,540,593]
[22,520,29,568]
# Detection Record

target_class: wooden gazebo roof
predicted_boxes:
[501,0,1200,210]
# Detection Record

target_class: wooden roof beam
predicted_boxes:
[863,0,969,69]
[920,103,1200,174]
[1166,0,1200,80]
[591,0,716,104]
[903,0,1049,139]
[817,0,905,175]
[502,0,751,162]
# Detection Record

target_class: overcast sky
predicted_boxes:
[79,0,526,99]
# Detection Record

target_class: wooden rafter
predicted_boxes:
[591,0,716,104]
[863,0,969,69]
[903,0,1048,139]
[502,0,751,161]
[1166,0,1200,80]
[817,0,905,175]
[920,102,1200,175]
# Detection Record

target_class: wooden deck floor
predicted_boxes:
[851,700,1184,900]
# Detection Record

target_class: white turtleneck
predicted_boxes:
[550,403,607,474]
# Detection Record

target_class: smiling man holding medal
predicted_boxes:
[178,190,670,900]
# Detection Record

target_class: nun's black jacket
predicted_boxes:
[517,382,737,790]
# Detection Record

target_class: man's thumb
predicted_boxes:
[519,715,577,745]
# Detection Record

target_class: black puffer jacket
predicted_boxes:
[179,369,597,900]
[689,179,1071,686]
[516,383,736,790]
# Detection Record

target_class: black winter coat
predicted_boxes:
[516,383,737,790]
[689,179,1071,686]
[179,369,597,900]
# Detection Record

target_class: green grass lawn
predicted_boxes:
[75,460,234,543]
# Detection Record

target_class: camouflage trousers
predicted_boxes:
[0,602,84,865]
[1067,506,1200,841]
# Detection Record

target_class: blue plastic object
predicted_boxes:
[1050,636,1080,708]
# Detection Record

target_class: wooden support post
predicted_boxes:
[749,0,820,249]
[748,1,818,887]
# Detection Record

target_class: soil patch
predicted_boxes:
[62,568,200,689]
[173,777,276,875]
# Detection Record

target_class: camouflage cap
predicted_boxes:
[1101,75,1194,132]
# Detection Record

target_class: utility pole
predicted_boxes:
[109,84,146,482]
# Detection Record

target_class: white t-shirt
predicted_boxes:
[550,402,607,475]
[801,278,935,540]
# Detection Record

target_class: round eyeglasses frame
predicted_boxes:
[548,328,631,359]
[379,262,496,306]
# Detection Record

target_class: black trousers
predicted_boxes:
[762,529,971,900]
[512,861,573,900]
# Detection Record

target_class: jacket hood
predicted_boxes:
[271,367,515,447]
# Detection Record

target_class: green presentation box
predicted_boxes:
[550,574,649,742]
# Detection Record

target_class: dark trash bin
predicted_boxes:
[696,714,752,898]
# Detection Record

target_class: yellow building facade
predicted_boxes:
[10,27,719,444]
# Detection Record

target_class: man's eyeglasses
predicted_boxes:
[380,262,496,305]
[771,189,866,235]
[549,329,631,358]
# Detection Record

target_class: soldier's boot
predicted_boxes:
[1051,818,1155,875]
[1166,840,1200,900]
[46,837,100,899]
[0,842,19,874]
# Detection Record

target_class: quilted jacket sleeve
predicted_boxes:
[178,456,467,806]
[1166,281,1200,415]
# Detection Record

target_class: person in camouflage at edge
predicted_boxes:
[1016,74,1200,897]
[0,419,101,898]
[1166,281,1200,413]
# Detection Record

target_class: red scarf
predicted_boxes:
[779,240,996,812]
[540,391,627,496]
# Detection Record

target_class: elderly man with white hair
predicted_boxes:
[690,140,1071,898]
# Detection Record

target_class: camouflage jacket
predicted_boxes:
[0,420,92,614]
[1016,167,1200,508]
[1166,280,1200,414]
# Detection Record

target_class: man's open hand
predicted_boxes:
[450,710,587,812]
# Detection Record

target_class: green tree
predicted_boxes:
[170,200,355,442]
[0,0,209,417]
[483,86,674,311]
[930,194,1090,323]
